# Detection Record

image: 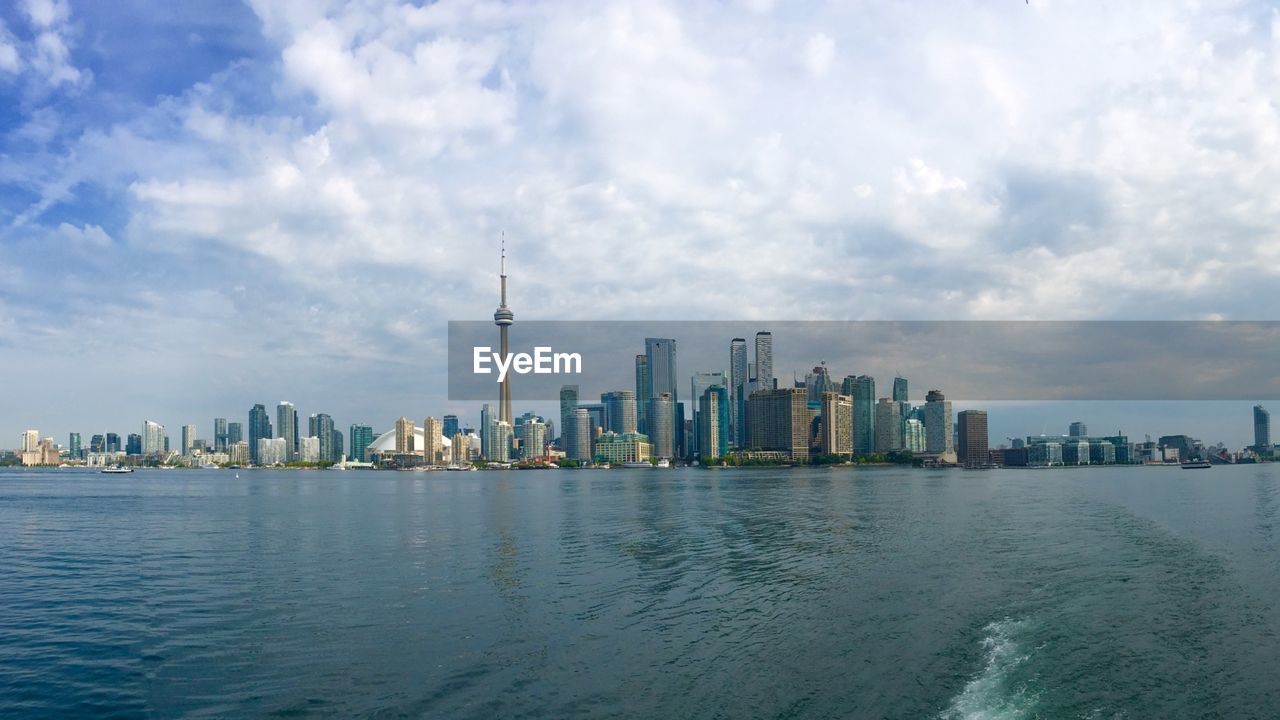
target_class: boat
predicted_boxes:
[655,458,671,468]
[100,465,133,474]
[621,461,653,468]
[1180,460,1212,469]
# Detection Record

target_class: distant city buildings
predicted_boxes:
[1255,405,1271,453]
[957,410,989,468]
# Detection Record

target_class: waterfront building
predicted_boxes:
[451,433,471,465]
[691,371,727,456]
[559,385,579,453]
[569,408,592,461]
[349,424,374,463]
[904,418,926,452]
[277,402,299,461]
[1089,441,1116,464]
[90,434,105,453]
[309,414,335,462]
[300,436,321,463]
[394,417,415,454]
[1069,421,1088,437]
[143,420,165,455]
[226,423,242,447]
[1062,440,1090,465]
[481,403,496,458]
[423,416,443,465]
[635,355,650,435]
[68,432,81,459]
[892,376,908,404]
[580,403,606,444]
[805,365,833,407]
[443,415,460,440]
[924,390,954,454]
[874,398,903,452]
[258,437,287,466]
[492,421,513,463]
[819,392,853,457]
[957,410,989,468]
[20,437,60,466]
[697,385,730,460]
[646,338,679,452]
[646,393,675,459]
[214,418,228,452]
[21,429,39,453]
[602,390,638,435]
[1255,405,1271,453]
[229,441,250,466]
[126,433,142,456]
[181,424,196,455]
[106,432,121,453]
[755,331,774,391]
[518,419,547,459]
[843,375,876,454]
[1028,441,1063,466]
[730,338,748,447]
[594,432,653,464]
[746,387,813,461]
[248,404,271,465]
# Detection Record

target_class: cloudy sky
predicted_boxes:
[2,0,1278,447]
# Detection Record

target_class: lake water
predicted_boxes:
[2,464,1279,718]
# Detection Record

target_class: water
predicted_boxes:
[2,465,1279,718]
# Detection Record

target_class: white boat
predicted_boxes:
[100,465,133,474]
[621,461,653,468]
[655,458,671,468]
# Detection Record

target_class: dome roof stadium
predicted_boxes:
[368,426,452,454]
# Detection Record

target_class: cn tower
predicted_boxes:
[494,236,514,425]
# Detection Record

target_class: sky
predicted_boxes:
[1,0,1278,448]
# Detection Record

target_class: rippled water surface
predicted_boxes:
[3,465,1280,718]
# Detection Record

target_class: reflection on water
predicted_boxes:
[1,465,1280,718]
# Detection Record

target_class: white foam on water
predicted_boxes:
[939,618,1039,720]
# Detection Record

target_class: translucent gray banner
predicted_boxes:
[447,321,1280,402]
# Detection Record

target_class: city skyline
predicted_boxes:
[4,1,1280,447]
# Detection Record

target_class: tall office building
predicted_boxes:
[957,410,990,468]
[68,432,81,459]
[1069,421,1088,437]
[843,375,876,454]
[754,331,774,391]
[646,392,675,459]
[691,370,727,456]
[635,354,650,434]
[442,415,460,440]
[493,240,515,427]
[924,390,954,454]
[21,429,39,453]
[214,418,229,452]
[349,424,374,462]
[249,404,271,465]
[746,387,812,460]
[451,433,471,465]
[805,365,833,407]
[570,408,592,461]
[645,338,679,453]
[697,385,730,461]
[892,376,908,403]
[394,417,415,454]
[126,433,142,456]
[480,403,495,458]
[874,398,903,452]
[518,419,547,460]
[310,413,335,463]
[819,392,853,457]
[730,338,748,447]
[143,420,165,455]
[105,432,121,453]
[559,385,579,453]
[276,402,299,461]
[1255,405,1271,452]
[181,424,196,455]
[904,417,926,452]
[601,390,638,434]
[492,422,513,463]
[90,434,105,453]
[331,428,343,463]
[423,416,443,465]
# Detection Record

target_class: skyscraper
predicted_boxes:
[924,390,954,454]
[518,419,547,460]
[843,375,876,454]
[21,430,39,453]
[481,403,495,459]
[494,239,515,428]
[646,392,675,459]
[874,398,903,452]
[214,417,228,452]
[1069,421,1088,437]
[746,387,812,460]
[892,376,908,403]
[142,420,164,455]
[1255,405,1271,452]
[957,410,990,468]
[349,424,374,463]
[126,433,141,456]
[90,434,105,453]
[570,408,592,461]
[691,370,727,456]
[181,424,196,454]
[227,422,242,446]
[68,432,81,459]
[423,416,443,465]
[819,392,853,457]
[105,432,120,453]
[394,417,414,454]
[601,390,638,434]
[559,385,579,453]
[277,402,298,462]
[697,385,730,460]
[755,331,774,391]
[310,413,335,463]
[442,415,460,440]
[248,404,271,466]
[729,337,748,447]
[646,338,678,454]
[635,354,650,434]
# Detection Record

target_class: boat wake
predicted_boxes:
[939,618,1039,720]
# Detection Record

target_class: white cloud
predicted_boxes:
[803,33,835,78]
[56,222,112,247]
[0,21,20,73]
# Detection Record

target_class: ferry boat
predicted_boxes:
[1180,460,1212,469]
[621,461,653,469]
[655,458,671,468]
[100,465,133,474]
